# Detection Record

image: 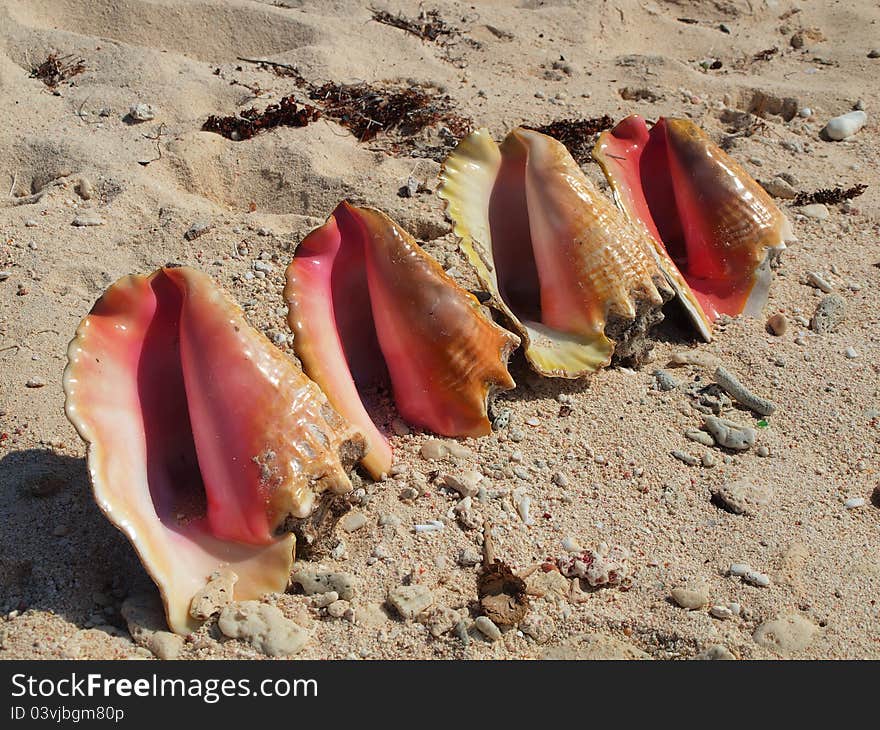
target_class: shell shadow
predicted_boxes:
[0,448,146,629]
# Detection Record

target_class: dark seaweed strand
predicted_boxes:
[522,116,615,165]
[793,184,867,207]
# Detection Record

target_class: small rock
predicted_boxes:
[391,418,410,436]
[762,177,797,199]
[844,347,858,359]
[729,563,751,577]
[703,415,756,451]
[653,369,678,391]
[424,606,458,637]
[340,511,367,532]
[712,479,773,516]
[148,632,184,660]
[743,570,771,587]
[387,584,434,620]
[844,497,865,509]
[756,445,770,457]
[189,569,237,620]
[75,178,94,200]
[670,586,708,610]
[72,214,104,227]
[291,568,357,600]
[823,110,867,140]
[766,313,787,335]
[184,221,212,241]
[312,591,339,608]
[24,219,38,227]
[810,294,846,333]
[805,271,834,292]
[525,569,569,599]
[671,450,699,466]
[326,600,348,618]
[128,103,156,122]
[441,471,482,498]
[474,616,502,642]
[420,439,448,460]
[869,49,880,59]
[753,613,817,654]
[709,605,734,620]
[0,271,11,281]
[218,601,308,657]
[551,472,569,487]
[799,203,829,220]
[25,378,46,388]
[458,546,482,567]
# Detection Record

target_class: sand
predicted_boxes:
[0,0,878,660]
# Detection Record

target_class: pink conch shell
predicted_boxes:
[439,127,671,378]
[63,266,365,633]
[284,202,519,479]
[594,115,795,340]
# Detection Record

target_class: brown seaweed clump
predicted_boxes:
[371,8,458,42]
[794,184,867,207]
[31,53,85,87]
[202,96,320,140]
[523,116,614,165]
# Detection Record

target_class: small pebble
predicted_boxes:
[762,177,797,199]
[458,546,481,567]
[810,294,846,333]
[75,178,94,200]
[703,415,756,451]
[743,570,771,587]
[25,378,46,388]
[340,511,367,532]
[0,271,11,282]
[387,585,434,620]
[474,616,502,642]
[729,563,751,577]
[766,313,787,336]
[844,347,858,359]
[128,103,156,122]
[709,605,734,620]
[72,214,104,227]
[799,204,829,220]
[756,445,770,457]
[823,110,867,140]
[805,271,833,292]
[671,587,708,610]
[844,497,865,509]
[671,450,699,466]
[686,429,715,447]
[420,439,448,460]
[869,49,880,59]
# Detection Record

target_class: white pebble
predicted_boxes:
[743,570,771,587]
[729,563,751,577]
[129,103,156,122]
[474,616,501,641]
[844,497,865,509]
[844,347,858,359]
[823,110,867,141]
[709,605,734,620]
[414,521,444,533]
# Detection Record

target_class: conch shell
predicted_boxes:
[439,127,671,378]
[63,266,365,633]
[594,115,795,340]
[284,202,518,479]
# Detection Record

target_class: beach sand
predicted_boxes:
[0,0,878,659]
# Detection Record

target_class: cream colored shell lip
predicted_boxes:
[439,127,669,378]
[63,266,362,633]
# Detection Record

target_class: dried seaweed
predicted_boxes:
[794,184,867,206]
[523,116,615,165]
[752,47,779,62]
[202,96,320,140]
[371,8,458,42]
[31,53,85,87]
[309,81,471,142]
